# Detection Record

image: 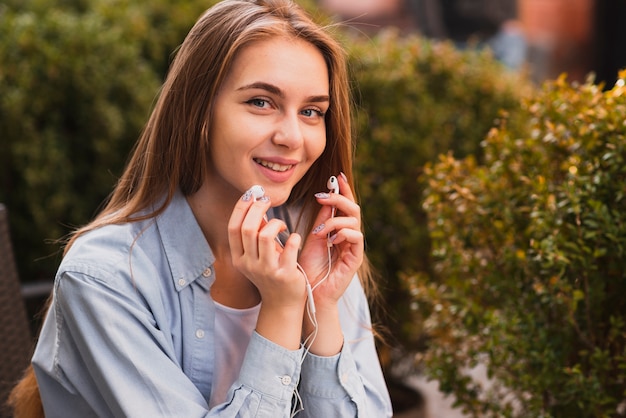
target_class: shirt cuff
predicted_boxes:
[300,341,359,399]
[237,331,303,401]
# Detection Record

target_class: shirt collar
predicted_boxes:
[155,189,215,292]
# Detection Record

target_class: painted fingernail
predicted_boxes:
[242,190,253,201]
[315,192,330,199]
[312,223,325,234]
[258,195,270,203]
[329,233,338,242]
[340,172,348,183]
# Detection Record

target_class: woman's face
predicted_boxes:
[208,36,330,206]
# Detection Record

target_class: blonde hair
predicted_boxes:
[8,1,378,415]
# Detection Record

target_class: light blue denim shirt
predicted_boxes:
[32,190,392,417]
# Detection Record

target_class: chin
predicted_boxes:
[263,187,292,207]
[270,196,289,207]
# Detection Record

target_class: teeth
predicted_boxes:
[254,158,292,172]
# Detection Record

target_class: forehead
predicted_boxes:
[223,36,329,95]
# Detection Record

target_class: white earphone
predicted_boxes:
[327,175,339,195]
[326,176,339,240]
[249,185,265,201]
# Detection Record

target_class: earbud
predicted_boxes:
[327,176,339,194]
[249,185,265,201]
[326,176,339,247]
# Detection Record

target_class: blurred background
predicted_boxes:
[319,0,626,85]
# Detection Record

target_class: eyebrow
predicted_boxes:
[237,82,330,103]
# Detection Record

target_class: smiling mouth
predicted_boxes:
[254,158,293,172]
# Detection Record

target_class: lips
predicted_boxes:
[253,158,294,172]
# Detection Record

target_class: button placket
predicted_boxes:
[340,372,349,384]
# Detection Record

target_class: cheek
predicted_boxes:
[208,136,240,179]
[309,129,327,162]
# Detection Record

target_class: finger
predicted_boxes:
[315,191,361,222]
[328,227,364,248]
[280,233,302,272]
[309,197,334,233]
[228,190,258,258]
[335,172,355,201]
[239,197,272,259]
[311,212,360,237]
[257,218,287,263]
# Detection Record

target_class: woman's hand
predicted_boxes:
[228,189,307,349]
[299,173,364,310]
[297,173,364,355]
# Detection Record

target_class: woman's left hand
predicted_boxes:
[298,173,364,310]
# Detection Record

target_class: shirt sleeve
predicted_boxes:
[297,276,393,417]
[212,331,304,417]
[33,268,303,418]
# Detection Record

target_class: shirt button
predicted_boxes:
[178,278,186,287]
[280,375,292,386]
[202,268,212,277]
[340,372,349,384]
[195,329,205,339]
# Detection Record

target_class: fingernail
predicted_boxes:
[315,192,330,199]
[329,233,338,242]
[242,190,253,201]
[312,223,325,234]
[258,195,270,203]
[340,172,348,183]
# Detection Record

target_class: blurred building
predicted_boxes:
[318,0,626,86]
[519,0,593,83]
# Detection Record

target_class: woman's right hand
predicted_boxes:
[227,188,307,349]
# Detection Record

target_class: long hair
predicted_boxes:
[8,1,378,416]
[67,0,353,245]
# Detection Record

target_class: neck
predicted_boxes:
[185,180,239,260]
[186,181,261,308]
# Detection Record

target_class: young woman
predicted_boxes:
[9,0,392,416]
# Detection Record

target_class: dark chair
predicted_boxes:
[0,204,37,417]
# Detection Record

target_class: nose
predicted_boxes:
[272,113,304,149]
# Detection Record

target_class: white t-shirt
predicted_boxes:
[209,301,261,408]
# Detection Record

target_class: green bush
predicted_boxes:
[0,7,160,278]
[88,0,217,77]
[2,0,214,76]
[347,31,530,344]
[414,73,626,417]
[0,0,323,281]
